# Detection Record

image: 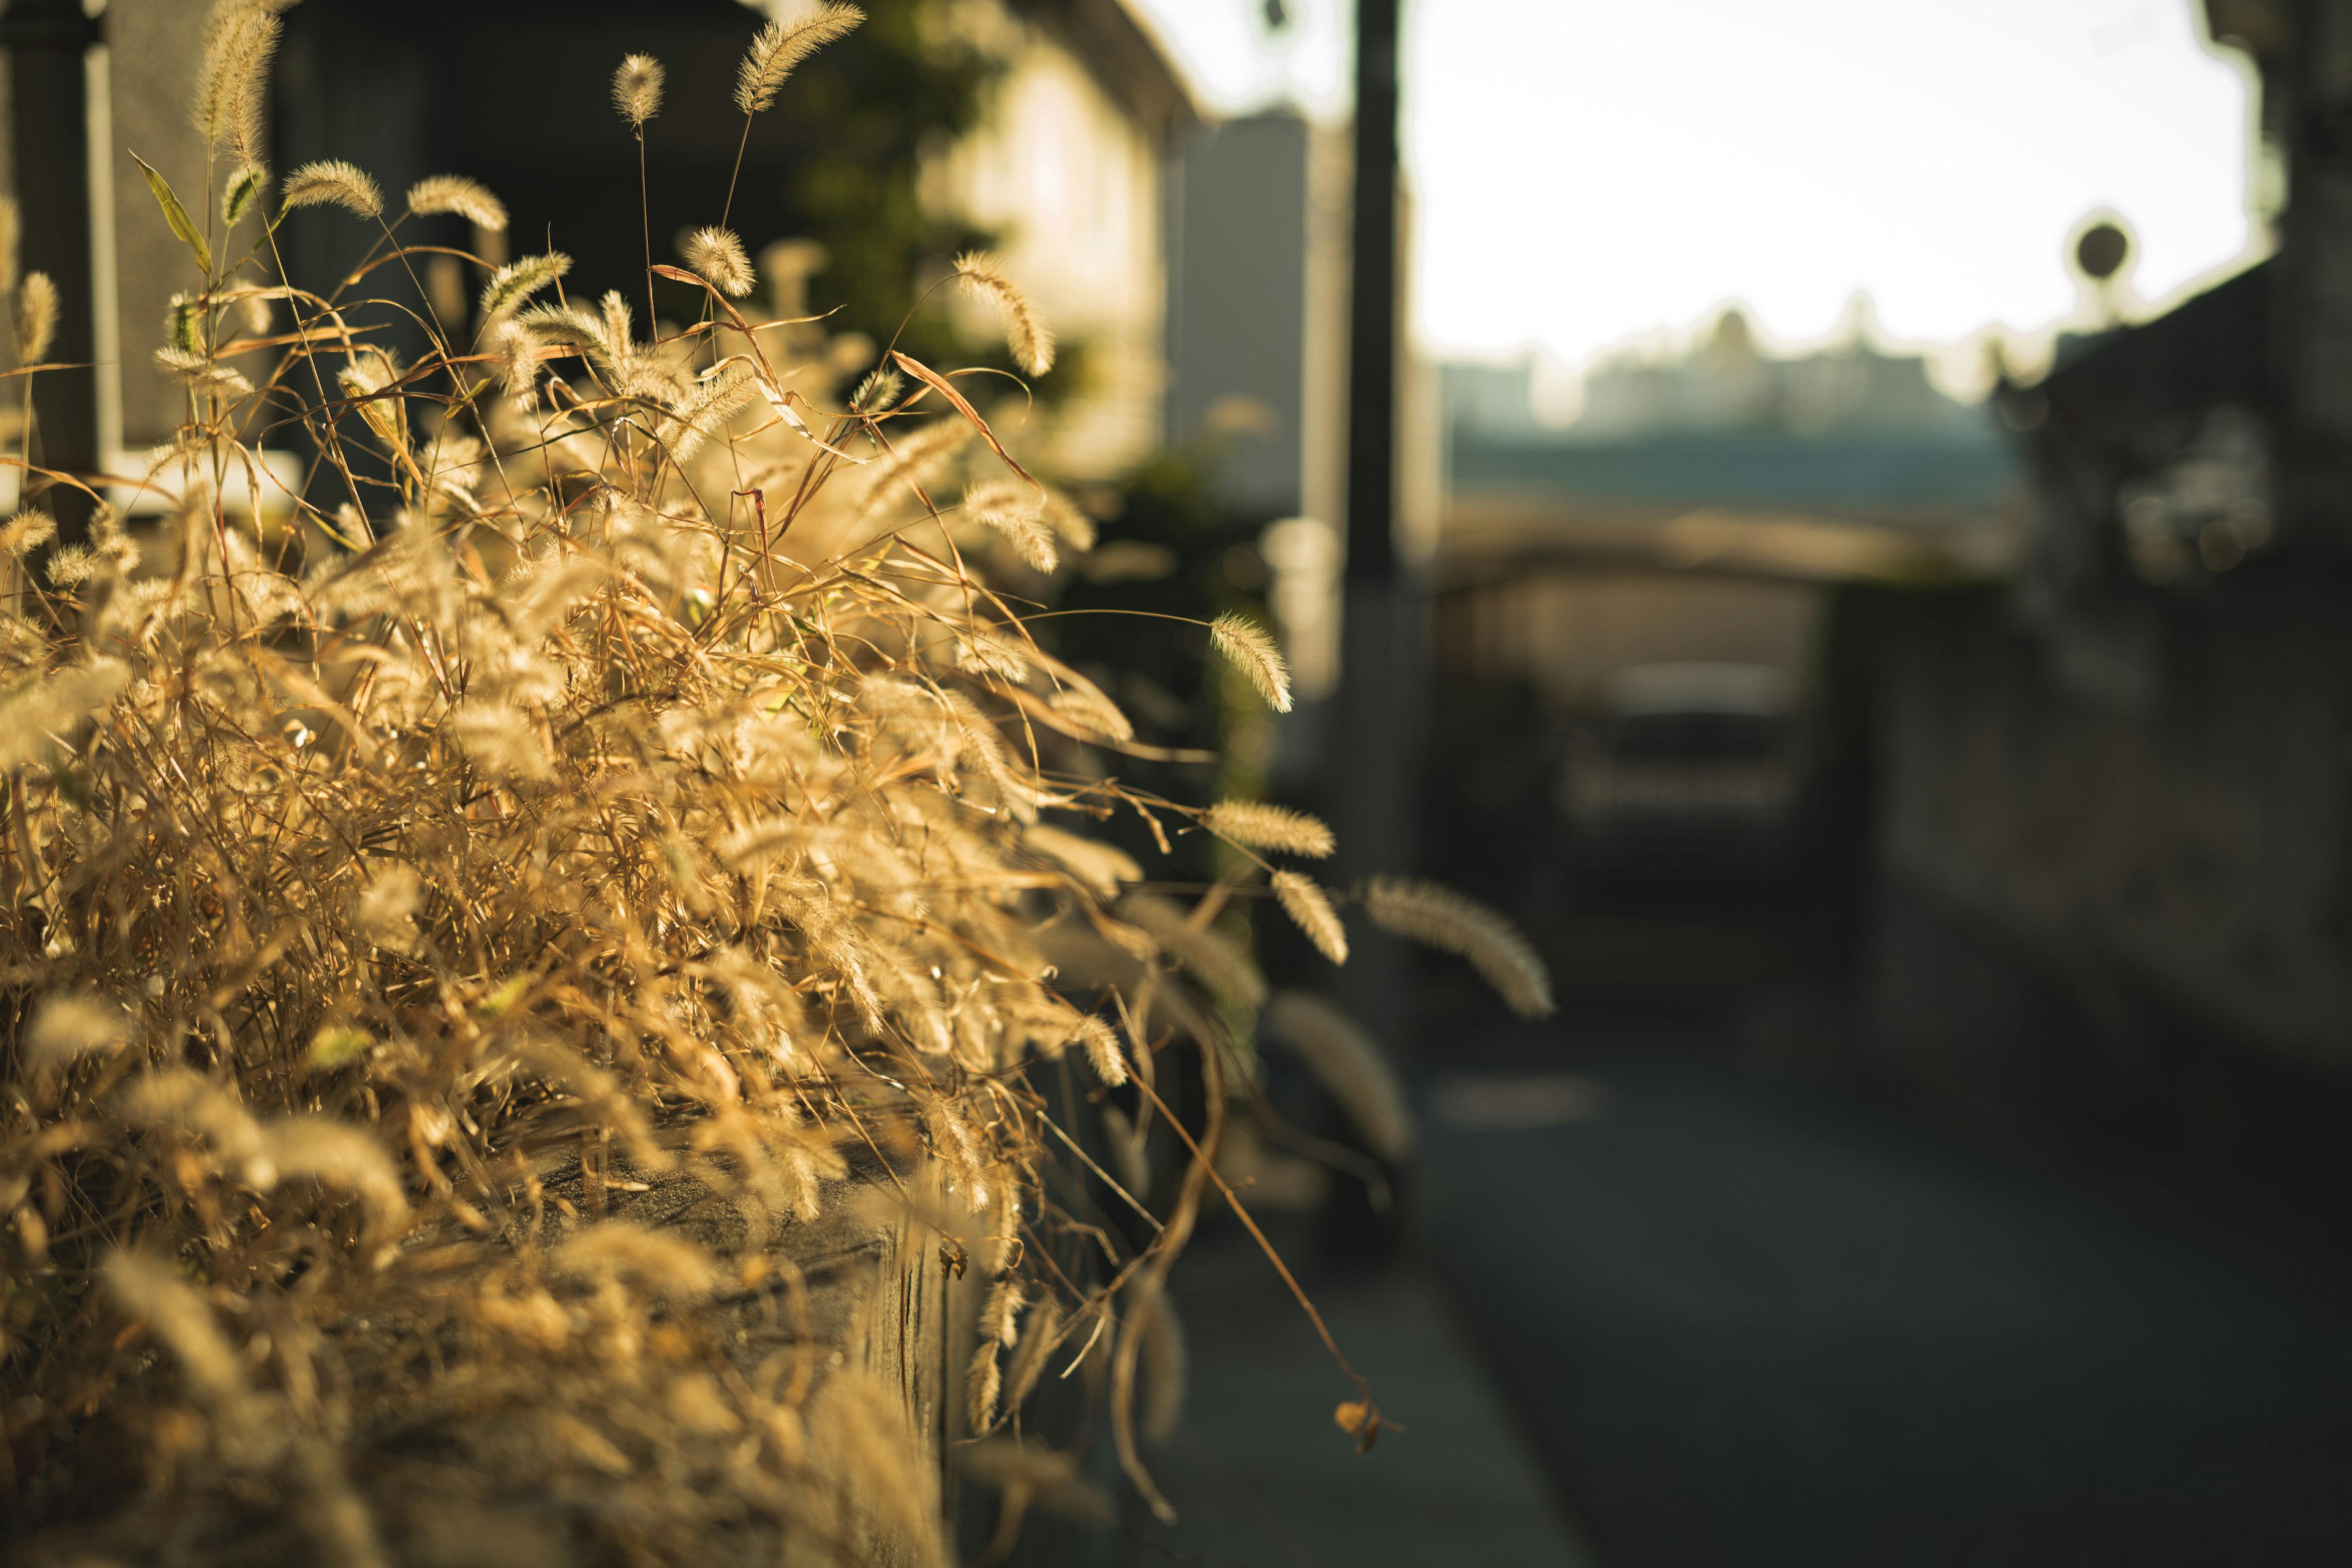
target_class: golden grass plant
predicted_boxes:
[0,3,1553,1560]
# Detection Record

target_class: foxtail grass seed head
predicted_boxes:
[104,1251,247,1409]
[1263,991,1414,1161]
[736,3,865,114]
[1203,801,1333,858]
[478,252,571,323]
[612,53,665,127]
[1272,870,1348,963]
[17,273,57,364]
[1361,875,1556,1017]
[963,479,1057,572]
[682,226,756,298]
[1208,611,1292,712]
[194,0,284,164]
[851,364,904,415]
[954,251,1055,376]
[967,1340,1003,1433]
[0,508,57,557]
[405,174,507,231]
[26,993,128,1071]
[1074,1014,1128,1087]
[165,292,202,354]
[282,160,383,219]
[222,161,268,228]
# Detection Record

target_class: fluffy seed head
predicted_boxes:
[1048,681,1133,742]
[954,251,1055,376]
[1272,870,1349,963]
[967,1340,1003,1433]
[478,252,571,323]
[194,0,284,164]
[1208,612,1292,712]
[405,175,507,232]
[222,162,268,228]
[104,1252,246,1409]
[552,1222,722,1301]
[1023,824,1140,900]
[851,365,903,415]
[17,272,57,364]
[26,993,129,1071]
[1264,990,1414,1161]
[1073,1014,1128,1087]
[282,160,382,219]
[962,479,1057,572]
[0,508,57,558]
[612,53,665,127]
[1361,875,1556,1017]
[1119,894,1268,1008]
[736,4,865,114]
[264,1118,409,1227]
[1202,801,1333,858]
[682,226,755,298]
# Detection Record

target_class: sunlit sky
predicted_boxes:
[1125,0,2259,391]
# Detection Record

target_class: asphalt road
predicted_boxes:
[1421,1052,2352,1567]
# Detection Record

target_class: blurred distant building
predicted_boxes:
[1160,105,1438,712]
[1574,304,1982,438]
[1432,303,2021,717]
[1441,358,1541,440]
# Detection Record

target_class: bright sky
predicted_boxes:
[1125,0,2258,388]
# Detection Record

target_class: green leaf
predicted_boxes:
[130,151,211,276]
[476,973,532,1019]
[308,1025,371,1069]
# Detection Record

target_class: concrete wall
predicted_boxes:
[1869,568,2352,1085]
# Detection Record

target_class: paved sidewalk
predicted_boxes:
[1124,1214,1597,1567]
[1423,1052,2352,1567]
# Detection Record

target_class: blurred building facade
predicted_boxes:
[1434,305,2021,719]
[0,0,1194,507]
[1854,0,2352,1179]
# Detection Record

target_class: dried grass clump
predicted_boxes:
[0,14,1554,1561]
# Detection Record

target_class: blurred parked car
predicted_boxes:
[1559,662,1801,889]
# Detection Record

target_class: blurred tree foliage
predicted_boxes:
[1049,446,1277,880]
[760,0,1003,364]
